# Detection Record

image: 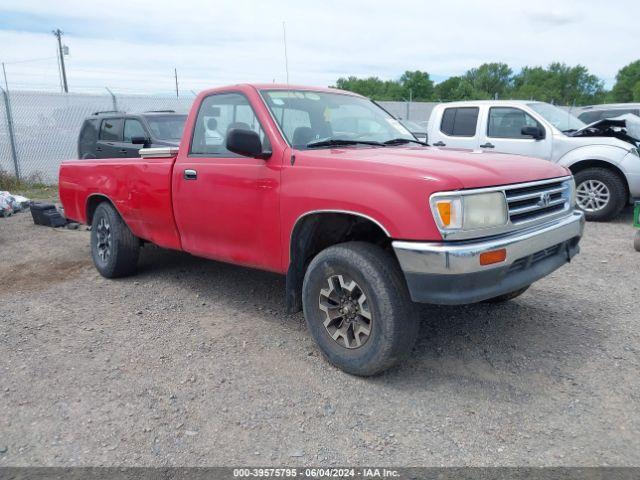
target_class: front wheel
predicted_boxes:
[90,202,140,278]
[574,168,627,221]
[302,242,419,376]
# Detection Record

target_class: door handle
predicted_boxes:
[480,142,495,148]
[184,169,197,180]
[433,141,446,147]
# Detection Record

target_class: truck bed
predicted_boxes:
[59,156,183,250]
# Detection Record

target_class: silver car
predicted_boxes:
[427,100,640,221]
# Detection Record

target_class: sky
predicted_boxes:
[0,0,638,95]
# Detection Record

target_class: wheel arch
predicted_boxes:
[86,194,122,225]
[285,211,391,313]
[568,160,630,200]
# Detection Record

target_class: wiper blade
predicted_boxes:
[383,138,429,146]
[306,138,385,148]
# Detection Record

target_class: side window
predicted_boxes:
[488,107,540,139]
[123,119,146,142]
[79,119,99,158]
[271,106,312,142]
[440,107,479,137]
[190,93,268,156]
[99,118,123,141]
[79,119,98,146]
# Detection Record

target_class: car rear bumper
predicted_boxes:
[392,211,585,304]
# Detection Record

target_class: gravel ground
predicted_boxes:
[1,207,639,467]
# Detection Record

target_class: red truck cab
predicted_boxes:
[60,84,584,375]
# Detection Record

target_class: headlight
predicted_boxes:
[630,147,640,157]
[431,191,508,231]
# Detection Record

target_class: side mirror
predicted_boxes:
[131,136,151,147]
[521,126,545,140]
[226,128,270,158]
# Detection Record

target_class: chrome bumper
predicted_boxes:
[392,211,585,304]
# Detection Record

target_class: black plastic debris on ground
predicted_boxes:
[30,201,67,228]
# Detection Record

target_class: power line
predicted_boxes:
[2,56,58,65]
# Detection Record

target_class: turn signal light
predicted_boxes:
[436,201,452,226]
[479,248,507,266]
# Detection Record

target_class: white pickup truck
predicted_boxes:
[427,100,640,221]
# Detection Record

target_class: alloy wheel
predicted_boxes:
[318,274,372,349]
[576,179,610,212]
[96,216,112,262]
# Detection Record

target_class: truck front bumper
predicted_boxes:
[392,211,585,305]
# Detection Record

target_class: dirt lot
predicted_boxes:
[1,207,639,467]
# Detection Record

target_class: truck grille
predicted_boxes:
[505,179,571,225]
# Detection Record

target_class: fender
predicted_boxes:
[292,209,391,240]
[557,144,629,170]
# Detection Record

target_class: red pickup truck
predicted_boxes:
[60,84,585,375]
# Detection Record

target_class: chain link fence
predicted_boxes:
[0,90,436,185]
[378,101,436,124]
[0,89,194,184]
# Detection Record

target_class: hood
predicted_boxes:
[298,146,568,190]
[570,113,640,147]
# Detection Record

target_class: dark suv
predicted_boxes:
[78,110,187,159]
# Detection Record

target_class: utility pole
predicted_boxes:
[53,29,68,93]
[174,68,179,98]
[0,64,20,179]
[2,62,9,91]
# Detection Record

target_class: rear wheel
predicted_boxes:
[302,242,419,376]
[90,202,140,278]
[574,168,626,221]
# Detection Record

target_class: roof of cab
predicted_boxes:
[197,83,362,98]
[434,99,542,108]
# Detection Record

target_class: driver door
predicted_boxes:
[172,91,282,272]
[478,107,553,160]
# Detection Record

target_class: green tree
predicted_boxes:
[434,76,462,100]
[611,60,640,102]
[334,76,393,99]
[464,62,513,98]
[333,76,404,100]
[398,70,434,101]
[433,76,490,101]
[511,63,605,105]
[633,82,640,102]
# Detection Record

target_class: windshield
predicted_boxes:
[261,90,414,148]
[146,114,187,140]
[401,120,425,132]
[528,103,586,133]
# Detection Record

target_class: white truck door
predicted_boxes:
[478,106,553,160]
[428,106,481,150]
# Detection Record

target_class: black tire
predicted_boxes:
[574,168,627,221]
[90,202,140,278]
[482,285,529,303]
[302,241,419,376]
